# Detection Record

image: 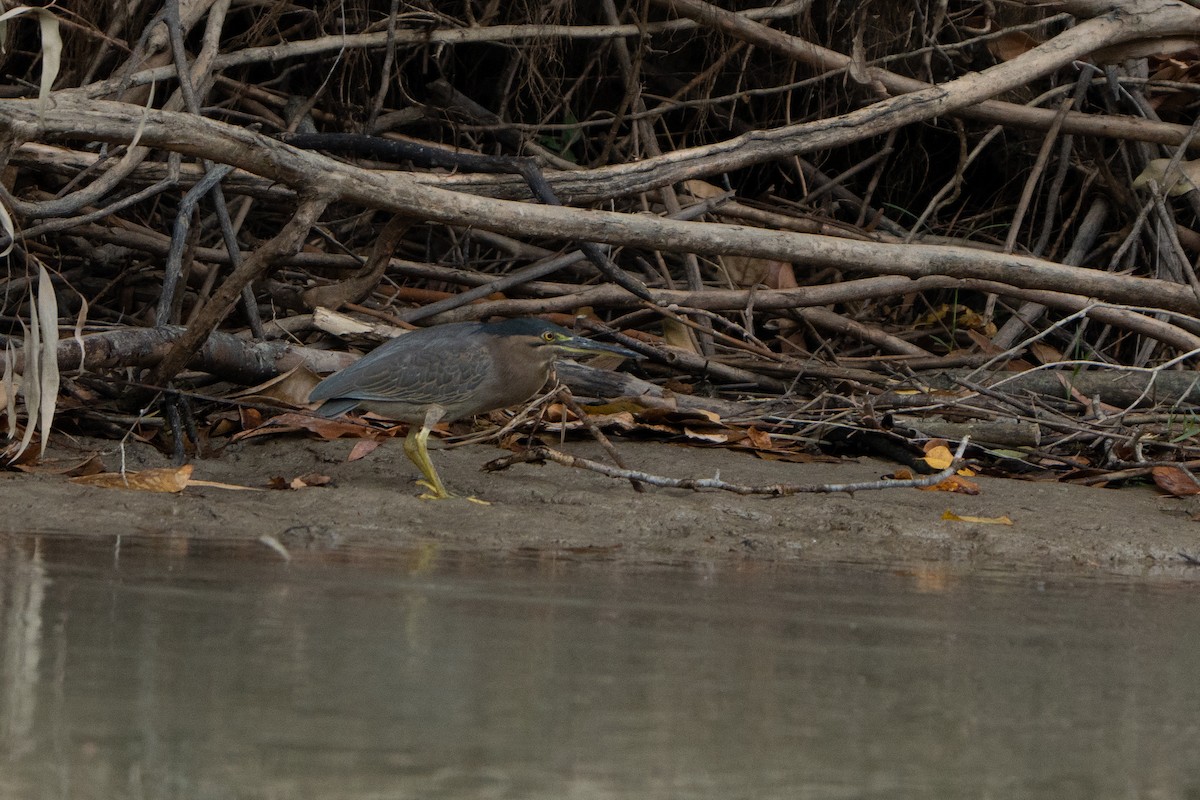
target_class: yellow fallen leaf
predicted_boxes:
[71,464,194,493]
[920,474,981,494]
[942,510,1014,525]
[69,464,259,492]
[922,445,955,470]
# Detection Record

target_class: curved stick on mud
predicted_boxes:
[484,437,971,497]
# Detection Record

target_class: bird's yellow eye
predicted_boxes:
[541,331,556,342]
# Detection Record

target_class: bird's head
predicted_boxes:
[484,318,642,361]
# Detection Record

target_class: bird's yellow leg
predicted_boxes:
[402,421,491,504]
[403,423,453,500]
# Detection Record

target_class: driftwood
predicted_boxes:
[2,0,1200,479]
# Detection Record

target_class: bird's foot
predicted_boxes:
[415,480,491,505]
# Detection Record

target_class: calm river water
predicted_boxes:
[0,532,1197,799]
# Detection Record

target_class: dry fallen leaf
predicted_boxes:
[988,30,1040,61]
[347,439,383,462]
[920,474,982,494]
[69,464,260,492]
[71,464,194,493]
[720,255,796,289]
[744,427,773,450]
[922,445,955,470]
[268,472,333,490]
[681,179,727,199]
[13,453,105,476]
[1029,341,1064,365]
[942,510,1014,525]
[233,364,324,407]
[662,318,698,354]
[1151,465,1200,497]
[233,412,392,442]
[682,426,733,444]
[1133,158,1200,195]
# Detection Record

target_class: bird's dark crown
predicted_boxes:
[483,317,572,339]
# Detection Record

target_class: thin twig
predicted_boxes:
[484,436,971,497]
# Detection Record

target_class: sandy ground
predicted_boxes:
[3,433,1199,578]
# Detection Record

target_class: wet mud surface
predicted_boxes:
[4,435,1198,577]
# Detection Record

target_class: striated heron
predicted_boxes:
[309,318,640,499]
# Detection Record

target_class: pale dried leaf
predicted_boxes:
[1133,158,1200,195]
[942,510,1013,525]
[36,265,59,458]
[3,341,13,439]
[73,294,88,372]
[662,318,697,353]
[313,306,407,339]
[35,8,60,105]
[0,8,62,109]
[71,464,194,493]
[0,198,13,258]
[680,179,726,199]
[233,364,323,406]
[848,25,870,84]
[13,309,40,461]
[682,426,732,443]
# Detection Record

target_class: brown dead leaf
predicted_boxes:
[233,412,390,442]
[988,31,1040,61]
[71,464,194,493]
[721,255,795,288]
[234,365,325,407]
[347,439,383,462]
[1029,341,1064,365]
[1152,465,1200,497]
[239,407,263,430]
[542,403,577,422]
[292,472,332,489]
[681,179,727,199]
[13,452,104,476]
[964,329,1006,355]
[745,426,773,450]
[268,472,333,490]
[920,474,982,494]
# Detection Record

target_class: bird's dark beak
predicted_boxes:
[559,334,643,360]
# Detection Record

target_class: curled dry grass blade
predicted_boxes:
[35,265,59,458]
[9,266,60,462]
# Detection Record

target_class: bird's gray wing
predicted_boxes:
[310,329,491,408]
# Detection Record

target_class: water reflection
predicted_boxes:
[1,533,1198,799]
